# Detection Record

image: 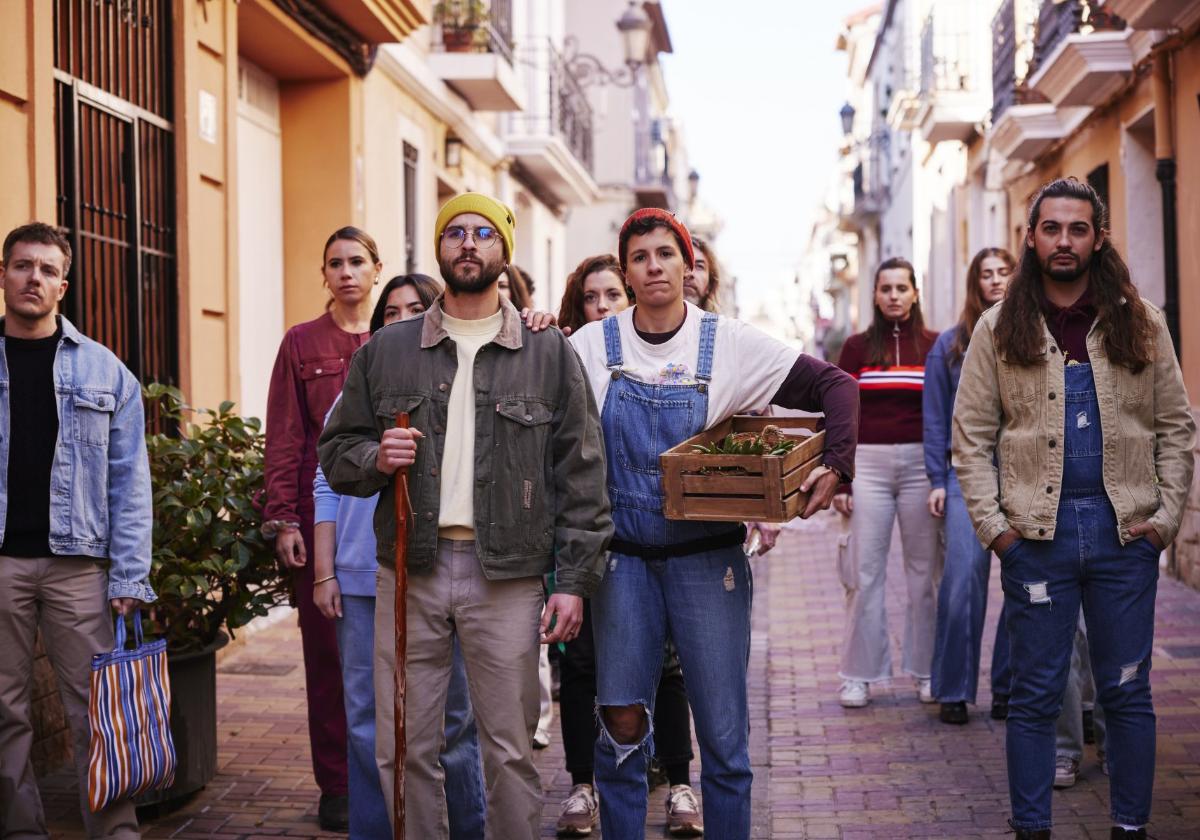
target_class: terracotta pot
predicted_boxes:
[442,27,476,52]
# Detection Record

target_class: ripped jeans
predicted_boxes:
[1000,491,1159,830]
[591,546,753,839]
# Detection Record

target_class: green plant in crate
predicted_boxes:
[142,383,289,654]
[691,425,797,457]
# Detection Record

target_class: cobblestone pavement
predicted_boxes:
[42,510,1200,838]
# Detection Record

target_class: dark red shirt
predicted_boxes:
[264,312,368,524]
[1041,286,1096,365]
[836,317,938,446]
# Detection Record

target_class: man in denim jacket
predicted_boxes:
[0,223,154,838]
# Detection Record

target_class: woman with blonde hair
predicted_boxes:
[925,247,1016,725]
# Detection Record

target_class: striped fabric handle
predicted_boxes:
[87,611,176,812]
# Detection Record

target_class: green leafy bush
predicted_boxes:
[143,383,288,654]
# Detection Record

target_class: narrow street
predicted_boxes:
[44,510,1200,839]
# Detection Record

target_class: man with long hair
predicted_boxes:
[952,177,1195,839]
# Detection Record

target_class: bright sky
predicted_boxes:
[658,0,866,319]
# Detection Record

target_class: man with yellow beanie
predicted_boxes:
[319,193,613,839]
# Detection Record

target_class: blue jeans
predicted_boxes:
[335,595,391,839]
[1001,494,1159,830]
[337,597,485,840]
[932,472,996,703]
[991,601,1012,697]
[592,548,753,840]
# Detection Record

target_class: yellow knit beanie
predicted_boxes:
[434,193,516,261]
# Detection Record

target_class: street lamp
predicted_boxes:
[562,1,653,88]
[839,102,856,136]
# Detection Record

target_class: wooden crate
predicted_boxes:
[660,415,826,523]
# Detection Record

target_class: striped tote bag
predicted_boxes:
[87,611,176,812]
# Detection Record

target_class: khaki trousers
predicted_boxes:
[0,555,139,839]
[375,539,544,840]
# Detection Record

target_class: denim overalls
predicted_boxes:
[590,313,753,839]
[1001,363,1159,831]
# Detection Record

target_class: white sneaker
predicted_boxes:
[916,678,935,704]
[556,783,598,836]
[839,680,869,708]
[1054,756,1079,788]
[665,784,704,837]
[533,728,551,749]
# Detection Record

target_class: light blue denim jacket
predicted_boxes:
[0,316,156,602]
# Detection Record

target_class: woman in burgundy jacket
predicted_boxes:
[264,226,380,829]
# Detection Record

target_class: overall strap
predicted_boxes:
[696,312,719,382]
[603,315,624,370]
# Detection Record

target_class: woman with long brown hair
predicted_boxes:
[924,247,1015,725]
[833,257,940,709]
[556,253,633,334]
[264,226,380,829]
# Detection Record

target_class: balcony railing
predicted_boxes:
[509,41,594,174]
[435,0,514,63]
[992,0,1018,120]
[1027,0,1126,80]
[920,7,972,95]
[851,130,890,219]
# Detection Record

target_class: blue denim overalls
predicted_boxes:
[1002,362,1159,831]
[590,312,753,839]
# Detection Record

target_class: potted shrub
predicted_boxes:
[434,0,489,51]
[136,383,289,805]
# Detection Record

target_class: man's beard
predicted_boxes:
[439,254,503,293]
[1042,250,1092,284]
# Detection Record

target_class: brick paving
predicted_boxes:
[42,510,1200,838]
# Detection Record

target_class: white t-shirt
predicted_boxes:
[438,309,503,537]
[569,302,798,428]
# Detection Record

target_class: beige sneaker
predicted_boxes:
[556,783,598,837]
[666,784,704,837]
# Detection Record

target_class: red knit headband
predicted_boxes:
[618,208,695,271]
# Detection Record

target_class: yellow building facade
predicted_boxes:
[0,0,440,422]
[985,0,1200,587]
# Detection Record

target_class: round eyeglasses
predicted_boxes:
[441,225,500,250]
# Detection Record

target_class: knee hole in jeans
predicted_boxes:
[600,704,648,745]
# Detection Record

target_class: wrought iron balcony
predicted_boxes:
[918,3,991,144]
[429,0,523,110]
[1027,0,1126,81]
[434,0,514,63]
[992,0,1019,121]
[504,40,598,206]
[848,131,890,222]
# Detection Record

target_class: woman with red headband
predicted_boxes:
[568,209,860,839]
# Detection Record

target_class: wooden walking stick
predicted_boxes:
[393,411,413,840]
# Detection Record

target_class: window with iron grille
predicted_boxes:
[52,0,178,391]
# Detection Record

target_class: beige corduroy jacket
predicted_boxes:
[951,301,1195,550]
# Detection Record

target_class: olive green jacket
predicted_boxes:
[317,297,613,597]
[952,301,1195,550]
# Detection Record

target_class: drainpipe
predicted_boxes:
[1152,50,1181,359]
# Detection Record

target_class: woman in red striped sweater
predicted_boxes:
[833,257,939,708]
